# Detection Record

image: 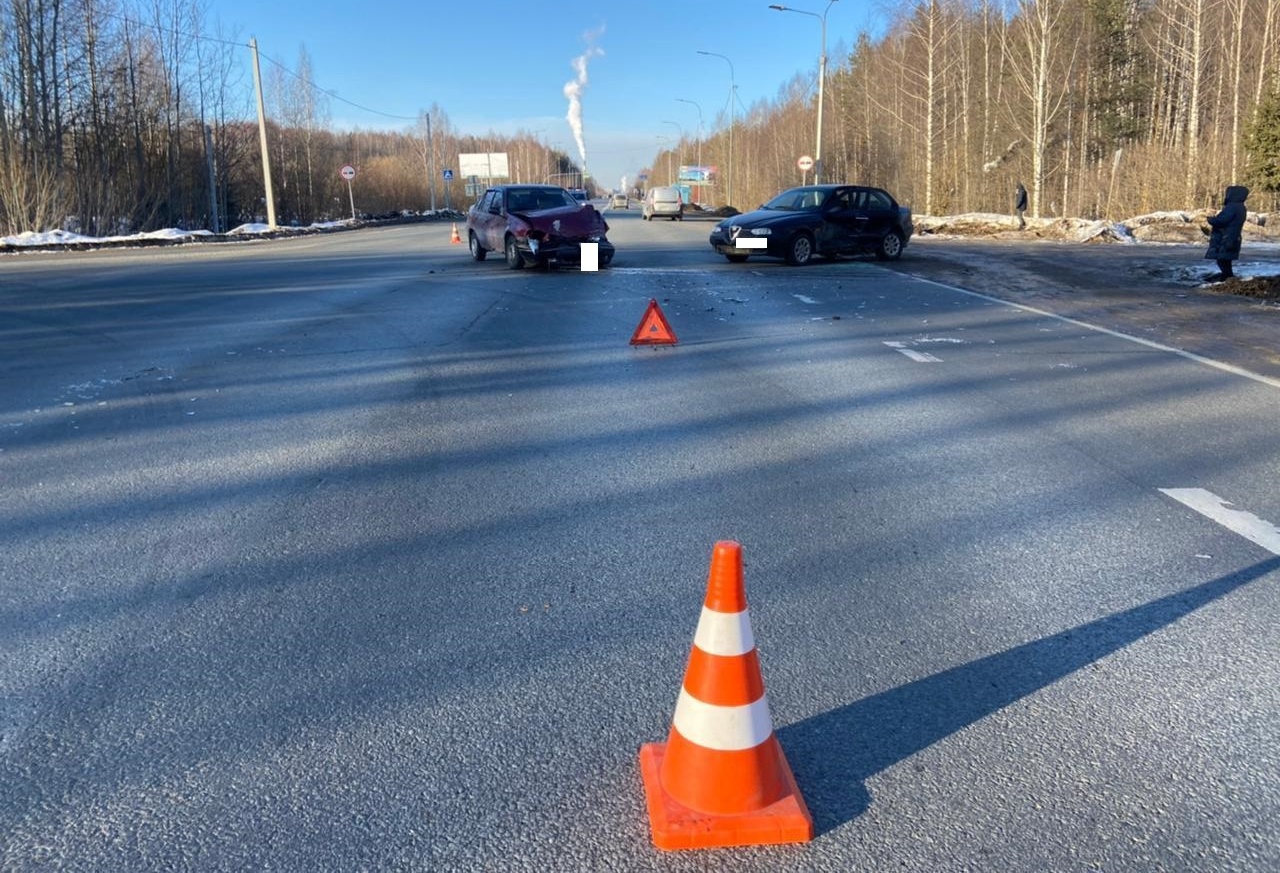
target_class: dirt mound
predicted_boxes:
[1209,275,1280,300]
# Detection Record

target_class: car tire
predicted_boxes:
[469,232,486,261]
[876,230,904,261]
[504,235,525,270]
[725,253,749,263]
[784,232,814,266]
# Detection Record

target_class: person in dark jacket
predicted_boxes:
[1204,185,1249,281]
[1014,181,1028,229]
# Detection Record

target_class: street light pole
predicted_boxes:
[697,50,735,207]
[662,120,684,179]
[769,1,838,184]
[656,136,673,184]
[676,98,704,171]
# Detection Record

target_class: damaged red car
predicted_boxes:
[466,184,615,270]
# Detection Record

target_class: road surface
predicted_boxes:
[2,211,1279,870]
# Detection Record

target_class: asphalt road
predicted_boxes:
[2,212,1279,871]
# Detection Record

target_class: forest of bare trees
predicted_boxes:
[0,0,582,236]
[3,1,1279,238]
[651,0,1280,218]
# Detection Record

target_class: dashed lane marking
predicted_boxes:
[793,294,819,305]
[1160,488,1280,555]
[884,341,942,363]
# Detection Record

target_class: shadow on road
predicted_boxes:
[779,554,1280,834]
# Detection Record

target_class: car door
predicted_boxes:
[819,187,866,253]
[860,189,898,244]
[479,190,504,250]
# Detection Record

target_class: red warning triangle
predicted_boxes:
[630,298,678,346]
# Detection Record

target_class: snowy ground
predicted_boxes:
[1,212,464,251]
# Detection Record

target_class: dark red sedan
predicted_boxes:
[466,185,614,269]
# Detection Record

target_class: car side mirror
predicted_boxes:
[489,205,501,215]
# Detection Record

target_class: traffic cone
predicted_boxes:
[639,541,813,850]
[450,223,461,244]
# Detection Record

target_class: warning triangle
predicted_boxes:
[630,298,678,346]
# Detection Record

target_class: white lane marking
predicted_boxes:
[793,294,819,304]
[884,341,942,363]
[1159,488,1280,555]
[905,273,1280,390]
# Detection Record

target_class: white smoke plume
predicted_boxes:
[564,28,604,172]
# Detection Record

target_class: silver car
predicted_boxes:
[643,186,683,221]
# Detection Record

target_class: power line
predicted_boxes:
[255,53,418,121]
[99,10,419,123]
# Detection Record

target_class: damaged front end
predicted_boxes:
[514,207,615,268]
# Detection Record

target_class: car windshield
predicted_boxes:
[507,188,578,211]
[761,187,827,211]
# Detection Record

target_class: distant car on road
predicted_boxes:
[643,186,683,221]
[568,188,589,203]
[708,184,913,266]
[466,184,614,270]
[610,193,629,209]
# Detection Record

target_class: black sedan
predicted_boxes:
[709,184,913,265]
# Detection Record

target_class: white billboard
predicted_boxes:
[458,152,510,179]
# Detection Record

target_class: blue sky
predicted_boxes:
[211,0,886,191]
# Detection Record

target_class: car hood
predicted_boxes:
[513,204,608,236]
[719,208,813,229]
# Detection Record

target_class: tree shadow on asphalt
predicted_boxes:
[779,554,1280,835]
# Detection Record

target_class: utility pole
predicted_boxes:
[697,51,735,207]
[770,1,839,185]
[426,112,437,212]
[249,38,277,228]
[203,124,220,233]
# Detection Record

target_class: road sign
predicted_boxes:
[443,169,454,181]
[340,164,356,180]
[797,155,814,172]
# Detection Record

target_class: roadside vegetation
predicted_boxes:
[1,1,1279,239]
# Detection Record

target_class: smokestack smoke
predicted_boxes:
[564,28,604,172]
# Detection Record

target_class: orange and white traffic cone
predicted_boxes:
[450,223,461,244]
[639,541,813,850]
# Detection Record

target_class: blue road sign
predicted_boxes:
[443,169,454,180]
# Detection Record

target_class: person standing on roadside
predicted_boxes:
[1014,181,1028,229]
[1204,185,1249,281]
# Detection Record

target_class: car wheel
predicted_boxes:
[876,230,904,261]
[469,232,486,261]
[504,235,525,270]
[785,232,814,266]
[725,253,749,263]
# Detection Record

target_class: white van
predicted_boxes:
[643,186,683,221]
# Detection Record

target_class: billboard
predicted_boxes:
[678,165,717,184]
[459,152,510,178]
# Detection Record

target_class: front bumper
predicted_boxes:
[708,228,775,257]
[519,236,615,267]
